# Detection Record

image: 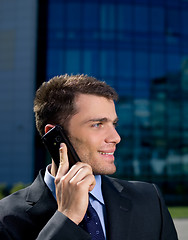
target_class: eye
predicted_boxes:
[113,121,118,128]
[92,122,103,128]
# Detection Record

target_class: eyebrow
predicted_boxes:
[84,117,119,124]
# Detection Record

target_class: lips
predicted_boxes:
[99,151,114,155]
[98,149,116,156]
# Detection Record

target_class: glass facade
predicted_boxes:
[44,0,188,204]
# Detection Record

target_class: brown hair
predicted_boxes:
[34,74,118,136]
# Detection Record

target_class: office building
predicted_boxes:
[40,0,188,203]
[0,0,187,203]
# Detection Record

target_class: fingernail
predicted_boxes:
[60,143,65,148]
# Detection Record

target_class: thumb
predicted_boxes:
[56,143,69,179]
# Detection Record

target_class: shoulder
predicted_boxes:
[103,175,157,193]
[0,170,46,218]
[0,170,57,239]
[102,176,178,239]
[102,175,164,219]
[0,183,33,238]
[0,184,30,212]
[102,175,162,204]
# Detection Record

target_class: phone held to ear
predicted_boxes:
[41,125,81,167]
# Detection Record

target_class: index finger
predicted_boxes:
[56,143,69,179]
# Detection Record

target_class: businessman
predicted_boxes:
[0,74,178,239]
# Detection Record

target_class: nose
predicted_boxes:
[105,126,121,144]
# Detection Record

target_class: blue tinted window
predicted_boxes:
[47,30,65,47]
[150,7,165,33]
[182,39,188,53]
[134,5,149,32]
[166,0,180,7]
[134,84,150,98]
[166,9,180,34]
[167,54,181,72]
[183,102,188,128]
[47,49,65,78]
[134,52,149,78]
[118,83,133,97]
[100,4,115,31]
[151,34,165,52]
[117,51,133,78]
[117,4,133,31]
[83,50,99,76]
[116,100,134,126]
[181,10,188,36]
[66,3,81,29]
[100,50,115,77]
[48,2,64,29]
[167,101,181,127]
[150,53,165,78]
[83,3,99,30]
[65,50,81,74]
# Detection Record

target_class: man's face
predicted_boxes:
[67,94,121,175]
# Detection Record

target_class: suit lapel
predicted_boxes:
[25,170,57,229]
[102,176,132,240]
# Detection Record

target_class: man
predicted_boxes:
[0,74,178,239]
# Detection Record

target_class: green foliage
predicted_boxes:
[168,206,188,219]
[0,184,8,200]
[0,182,28,200]
[9,182,28,194]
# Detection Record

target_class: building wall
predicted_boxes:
[0,0,37,184]
[45,0,188,203]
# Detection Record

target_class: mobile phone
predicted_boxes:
[41,125,81,167]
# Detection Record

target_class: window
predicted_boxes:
[48,2,64,29]
[47,49,65,78]
[166,54,181,72]
[117,51,133,78]
[83,3,99,30]
[66,3,81,29]
[100,50,116,77]
[134,51,149,78]
[150,7,165,33]
[166,9,180,35]
[65,50,81,74]
[134,5,149,32]
[83,50,99,76]
[100,4,115,31]
[117,4,133,31]
[181,9,188,36]
[150,53,165,79]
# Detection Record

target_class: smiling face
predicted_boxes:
[67,94,121,175]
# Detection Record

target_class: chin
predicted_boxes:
[94,165,116,175]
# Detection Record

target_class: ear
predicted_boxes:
[45,124,55,134]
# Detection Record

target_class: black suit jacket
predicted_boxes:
[0,170,178,240]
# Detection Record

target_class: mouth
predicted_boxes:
[98,150,115,163]
[98,151,114,156]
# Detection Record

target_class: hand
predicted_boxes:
[54,143,96,225]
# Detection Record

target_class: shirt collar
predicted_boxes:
[44,164,104,205]
[44,165,56,199]
[90,175,104,205]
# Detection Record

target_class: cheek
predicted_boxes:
[69,130,103,158]
[79,138,98,155]
[69,136,92,157]
[75,137,100,162]
[77,132,101,148]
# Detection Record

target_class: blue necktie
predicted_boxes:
[80,201,105,240]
